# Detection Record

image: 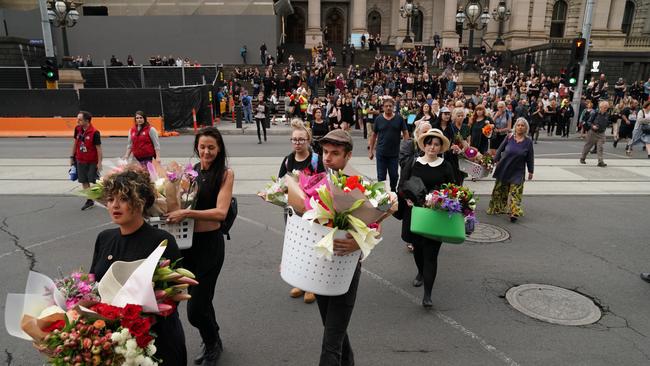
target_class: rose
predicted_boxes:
[90,303,123,320]
[135,333,154,349]
[42,320,66,333]
[122,304,143,320]
[125,317,151,338]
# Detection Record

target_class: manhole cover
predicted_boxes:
[466,223,510,243]
[506,284,601,326]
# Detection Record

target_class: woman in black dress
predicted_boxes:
[310,108,329,154]
[166,127,234,366]
[398,129,456,308]
[90,169,187,365]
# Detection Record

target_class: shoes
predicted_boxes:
[303,292,316,304]
[590,149,597,154]
[257,141,262,144]
[579,159,586,164]
[81,200,94,211]
[195,337,223,366]
[413,274,423,287]
[534,141,538,144]
[289,288,304,298]
[597,162,607,167]
[510,216,518,223]
[613,140,618,148]
[641,273,650,283]
[625,149,632,157]
[422,296,433,308]
[264,136,267,142]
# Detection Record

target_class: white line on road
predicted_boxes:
[238,214,521,366]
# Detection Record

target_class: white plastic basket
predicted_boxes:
[147,217,194,250]
[281,211,360,296]
[459,158,490,179]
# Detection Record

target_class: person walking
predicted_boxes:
[398,128,456,307]
[240,45,247,64]
[166,127,234,366]
[487,117,535,223]
[468,104,492,154]
[580,100,611,167]
[490,101,512,156]
[626,100,650,158]
[241,90,253,124]
[369,96,409,191]
[90,169,187,365]
[311,107,329,154]
[254,92,268,144]
[70,111,103,211]
[123,111,161,166]
[530,99,544,143]
[617,99,638,150]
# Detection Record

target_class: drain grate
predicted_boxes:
[506,284,601,326]
[466,223,510,243]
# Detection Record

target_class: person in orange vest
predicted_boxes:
[70,110,103,211]
[123,111,161,166]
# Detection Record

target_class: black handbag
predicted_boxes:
[221,197,237,240]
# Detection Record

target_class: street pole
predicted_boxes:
[38,0,55,58]
[570,0,595,133]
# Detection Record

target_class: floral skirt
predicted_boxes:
[486,181,525,217]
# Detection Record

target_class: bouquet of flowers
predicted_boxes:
[53,270,100,310]
[482,123,494,138]
[257,176,288,207]
[477,154,495,172]
[148,161,199,216]
[6,241,198,365]
[424,183,477,218]
[286,168,395,260]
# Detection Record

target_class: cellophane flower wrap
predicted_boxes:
[257,176,288,207]
[298,169,394,261]
[148,161,198,216]
[482,123,494,138]
[5,241,199,365]
[423,183,477,228]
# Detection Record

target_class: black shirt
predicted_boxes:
[411,159,457,192]
[278,152,325,178]
[373,114,407,157]
[90,223,187,366]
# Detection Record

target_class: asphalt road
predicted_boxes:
[1,195,649,365]
[0,134,646,160]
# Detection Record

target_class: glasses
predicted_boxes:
[290,138,308,144]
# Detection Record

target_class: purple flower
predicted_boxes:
[184,164,199,181]
[166,170,179,182]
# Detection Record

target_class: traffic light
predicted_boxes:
[41,57,59,81]
[572,38,586,61]
[567,63,579,86]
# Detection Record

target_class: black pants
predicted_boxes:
[412,236,442,298]
[315,264,360,366]
[181,230,225,346]
[256,117,267,142]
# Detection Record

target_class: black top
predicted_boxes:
[411,159,457,192]
[470,117,492,154]
[195,164,224,211]
[278,152,325,178]
[373,114,408,157]
[90,223,187,365]
[312,120,329,138]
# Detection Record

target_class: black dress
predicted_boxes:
[90,222,188,366]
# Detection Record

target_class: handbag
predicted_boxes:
[221,197,237,240]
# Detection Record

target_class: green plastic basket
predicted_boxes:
[410,206,466,244]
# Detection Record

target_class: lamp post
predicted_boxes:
[400,0,418,45]
[455,0,490,56]
[47,0,81,57]
[491,0,511,47]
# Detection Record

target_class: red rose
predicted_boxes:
[126,317,151,338]
[42,320,66,333]
[123,304,143,320]
[135,334,154,349]
[91,303,123,320]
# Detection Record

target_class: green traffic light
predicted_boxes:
[569,77,577,85]
[46,71,54,78]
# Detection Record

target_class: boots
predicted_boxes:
[194,335,223,366]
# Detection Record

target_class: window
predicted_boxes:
[621,0,635,36]
[550,0,567,38]
[411,10,424,42]
[368,11,381,36]
[82,6,108,16]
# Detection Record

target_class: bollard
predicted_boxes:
[192,108,198,133]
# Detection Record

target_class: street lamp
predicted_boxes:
[47,0,82,57]
[456,0,490,56]
[400,0,418,44]
[491,0,511,46]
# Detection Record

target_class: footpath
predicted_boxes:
[0,157,648,196]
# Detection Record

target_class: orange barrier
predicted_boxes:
[0,117,164,137]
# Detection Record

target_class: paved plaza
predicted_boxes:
[1,134,649,365]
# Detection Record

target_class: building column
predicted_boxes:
[607,0,625,33]
[441,0,459,49]
[502,0,529,49]
[305,0,322,48]
[591,0,625,48]
[351,0,368,34]
[528,0,548,43]
[390,0,408,48]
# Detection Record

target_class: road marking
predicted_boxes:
[0,222,113,260]
[238,214,521,366]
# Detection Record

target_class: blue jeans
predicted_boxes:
[243,106,253,123]
[376,154,399,191]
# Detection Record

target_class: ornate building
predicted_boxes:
[285,0,650,51]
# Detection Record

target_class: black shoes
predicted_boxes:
[257,141,262,144]
[81,199,94,211]
[590,149,597,154]
[597,162,607,167]
[640,273,650,283]
[412,274,423,287]
[613,139,618,148]
[194,337,223,366]
[510,216,518,223]
[579,159,586,164]
[422,296,433,308]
